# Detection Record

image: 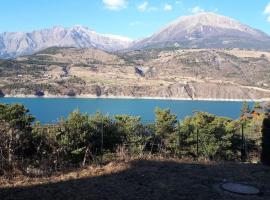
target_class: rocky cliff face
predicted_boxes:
[0,26,132,58]
[1,47,270,100]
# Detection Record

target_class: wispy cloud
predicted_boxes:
[264,2,270,23]
[102,0,127,11]
[190,6,205,14]
[264,3,270,14]
[164,4,173,12]
[137,1,148,12]
[137,1,158,12]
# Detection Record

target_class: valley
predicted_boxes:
[1,47,270,100]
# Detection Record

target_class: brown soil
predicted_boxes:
[0,158,270,200]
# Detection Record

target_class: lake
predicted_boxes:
[0,98,253,123]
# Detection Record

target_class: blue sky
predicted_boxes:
[1,0,270,39]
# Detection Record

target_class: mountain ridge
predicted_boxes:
[1,12,270,58]
[131,12,270,50]
[158,12,268,37]
[0,25,132,58]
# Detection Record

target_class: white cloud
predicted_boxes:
[164,4,172,11]
[138,1,149,12]
[175,1,181,5]
[264,3,270,14]
[102,0,127,10]
[137,1,157,12]
[190,6,205,14]
[264,2,270,23]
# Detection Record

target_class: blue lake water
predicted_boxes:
[0,98,253,123]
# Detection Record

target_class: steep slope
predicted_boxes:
[0,26,132,58]
[131,12,270,50]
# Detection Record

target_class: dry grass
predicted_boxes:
[1,158,270,200]
[222,49,270,59]
[0,161,129,188]
[3,48,270,99]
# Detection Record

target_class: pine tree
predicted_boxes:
[155,107,177,139]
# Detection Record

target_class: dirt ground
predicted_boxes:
[0,159,270,200]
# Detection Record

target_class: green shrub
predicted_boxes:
[0,104,35,168]
[0,104,261,175]
[180,112,234,160]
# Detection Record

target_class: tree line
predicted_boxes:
[0,103,265,176]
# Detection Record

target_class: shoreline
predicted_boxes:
[2,94,270,102]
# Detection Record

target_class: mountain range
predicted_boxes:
[0,12,270,58]
[0,26,132,58]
